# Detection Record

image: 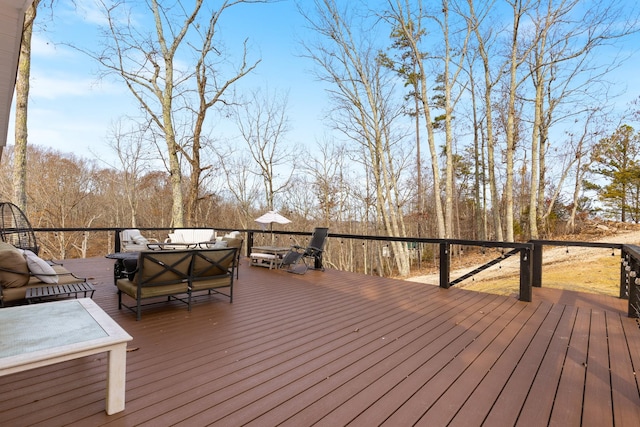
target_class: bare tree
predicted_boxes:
[525,0,640,238]
[215,148,262,228]
[23,147,99,259]
[501,0,538,241]
[435,1,472,238]
[301,0,412,276]
[383,0,446,238]
[466,0,505,240]
[82,0,265,227]
[555,112,600,232]
[235,89,293,211]
[302,138,349,224]
[185,8,260,225]
[104,119,153,227]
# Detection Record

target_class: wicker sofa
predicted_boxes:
[0,242,87,306]
[116,247,237,320]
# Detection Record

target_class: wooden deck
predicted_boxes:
[1,256,639,426]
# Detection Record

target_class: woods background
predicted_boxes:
[3,0,640,276]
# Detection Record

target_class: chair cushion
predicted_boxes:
[190,276,231,292]
[192,249,234,276]
[250,253,277,260]
[0,242,30,288]
[117,278,189,299]
[170,229,215,243]
[138,252,191,284]
[23,250,58,284]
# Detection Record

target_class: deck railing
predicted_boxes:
[27,227,639,317]
[621,244,640,318]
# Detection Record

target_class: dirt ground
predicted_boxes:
[406,223,640,297]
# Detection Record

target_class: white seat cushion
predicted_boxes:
[250,253,277,260]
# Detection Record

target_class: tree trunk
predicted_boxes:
[529,71,544,239]
[12,0,39,212]
[387,0,446,238]
[468,0,503,241]
[504,1,525,243]
[442,1,454,239]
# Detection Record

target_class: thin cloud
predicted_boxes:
[31,34,60,57]
[30,72,124,100]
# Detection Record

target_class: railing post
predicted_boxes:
[440,242,450,289]
[629,282,639,318]
[620,248,628,299]
[114,228,122,253]
[531,241,542,287]
[519,247,532,302]
[628,254,639,318]
[626,248,639,317]
[247,231,255,256]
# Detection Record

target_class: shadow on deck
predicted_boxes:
[1,256,639,426]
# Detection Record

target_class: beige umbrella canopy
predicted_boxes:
[255,211,291,244]
[255,211,291,229]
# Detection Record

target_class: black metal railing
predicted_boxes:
[26,227,640,316]
[621,244,640,318]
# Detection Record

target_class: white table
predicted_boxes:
[0,298,133,414]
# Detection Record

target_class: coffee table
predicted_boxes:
[0,298,133,414]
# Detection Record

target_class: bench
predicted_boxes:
[250,253,279,269]
[116,248,237,320]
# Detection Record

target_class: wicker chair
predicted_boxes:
[0,202,38,255]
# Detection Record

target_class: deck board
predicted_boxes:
[607,314,640,426]
[265,293,497,427]
[416,301,551,426]
[550,307,590,426]
[474,303,566,427]
[380,300,532,426]
[583,310,614,427]
[446,301,561,426]
[0,256,639,426]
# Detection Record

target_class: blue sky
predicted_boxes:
[6,0,640,168]
[8,0,331,165]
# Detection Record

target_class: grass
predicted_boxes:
[457,255,621,297]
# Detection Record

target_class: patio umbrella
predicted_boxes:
[255,210,291,244]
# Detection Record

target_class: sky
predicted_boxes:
[7,0,332,166]
[5,0,640,169]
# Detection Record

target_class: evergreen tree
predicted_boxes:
[590,125,640,222]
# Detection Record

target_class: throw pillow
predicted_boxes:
[23,250,59,284]
[133,236,149,245]
[212,240,228,249]
[0,242,30,288]
[222,237,242,249]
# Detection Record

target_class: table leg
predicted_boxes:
[113,261,122,285]
[106,344,127,415]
